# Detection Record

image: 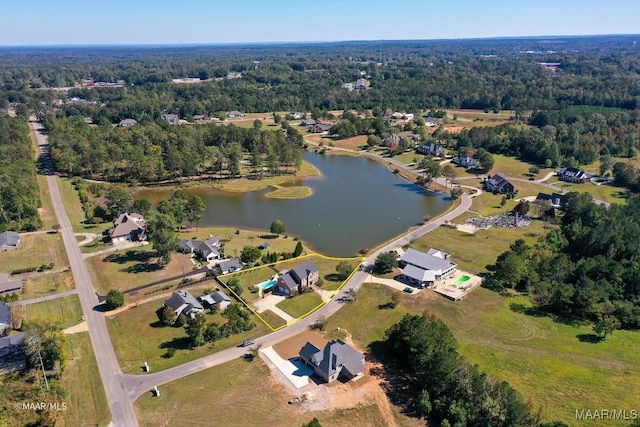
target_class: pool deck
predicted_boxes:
[430,269,482,301]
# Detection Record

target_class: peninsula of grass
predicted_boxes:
[106,300,270,373]
[60,332,110,427]
[134,358,399,427]
[325,283,640,427]
[275,292,323,319]
[25,294,83,329]
[20,271,75,300]
[265,185,312,199]
[0,233,68,274]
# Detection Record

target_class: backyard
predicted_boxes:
[0,233,68,274]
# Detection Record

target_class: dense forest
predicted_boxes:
[486,192,640,332]
[0,116,41,231]
[44,115,304,182]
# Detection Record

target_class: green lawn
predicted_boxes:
[60,332,110,427]
[411,222,547,274]
[488,154,554,180]
[259,309,287,329]
[391,152,422,166]
[276,292,323,318]
[57,177,86,230]
[20,271,75,300]
[187,227,301,260]
[25,295,84,329]
[36,175,58,229]
[548,180,627,204]
[107,300,270,373]
[264,185,312,199]
[87,247,196,294]
[0,233,68,274]
[135,358,395,427]
[325,284,640,427]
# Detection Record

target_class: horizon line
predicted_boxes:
[1,33,638,48]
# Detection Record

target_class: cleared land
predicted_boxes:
[59,332,110,427]
[107,300,271,373]
[487,154,554,180]
[325,283,640,427]
[0,233,68,274]
[25,294,83,329]
[87,247,196,295]
[134,358,411,427]
[36,175,58,229]
[57,177,86,230]
[19,271,75,300]
[548,180,627,204]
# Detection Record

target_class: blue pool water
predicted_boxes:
[257,279,278,291]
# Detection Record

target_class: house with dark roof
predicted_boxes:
[180,236,221,262]
[0,273,23,296]
[416,142,444,156]
[217,259,243,274]
[309,123,332,133]
[535,192,564,209]
[161,114,180,125]
[299,339,365,383]
[383,133,402,149]
[276,261,319,296]
[164,290,204,319]
[557,167,592,183]
[0,231,20,251]
[300,118,316,127]
[0,302,12,335]
[108,213,146,243]
[424,116,438,127]
[200,290,231,310]
[118,118,137,128]
[355,78,367,90]
[485,174,515,194]
[400,248,457,286]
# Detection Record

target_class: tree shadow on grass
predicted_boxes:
[104,250,152,264]
[121,262,163,274]
[509,303,547,317]
[323,273,343,282]
[159,337,191,351]
[577,333,603,343]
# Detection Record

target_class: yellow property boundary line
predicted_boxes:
[217,253,365,332]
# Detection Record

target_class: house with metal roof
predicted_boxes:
[299,339,365,383]
[399,248,457,286]
[0,231,20,251]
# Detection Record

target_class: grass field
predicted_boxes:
[107,300,271,373]
[264,185,312,199]
[20,271,75,300]
[275,292,323,318]
[25,295,83,329]
[57,177,86,230]
[0,233,68,274]
[60,332,110,427]
[212,160,319,192]
[87,247,195,294]
[184,227,301,259]
[548,180,627,204]
[134,358,405,427]
[325,283,640,427]
[36,175,58,229]
[391,152,422,166]
[411,221,547,274]
[487,154,554,180]
[259,309,287,329]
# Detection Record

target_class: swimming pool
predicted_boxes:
[256,278,278,291]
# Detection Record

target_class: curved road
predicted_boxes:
[30,120,139,427]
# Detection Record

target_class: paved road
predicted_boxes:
[30,120,138,427]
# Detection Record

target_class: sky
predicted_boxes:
[1,0,639,46]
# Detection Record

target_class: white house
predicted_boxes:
[400,248,457,287]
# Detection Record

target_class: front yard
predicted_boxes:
[275,292,323,319]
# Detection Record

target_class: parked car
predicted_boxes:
[240,339,255,347]
[403,287,414,294]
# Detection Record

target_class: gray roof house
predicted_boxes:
[0,302,12,335]
[535,192,564,209]
[400,248,457,286]
[299,339,365,383]
[226,111,246,118]
[424,116,438,127]
[161,114,180,125]
[164,290,204,319]
[452,155,480,169]
[0,231,20,251]
[276,261,319,296]
[118,118,137,128]
[485,174,516,194]
[300,118,316,127]
[200,290,231,310]
[108,213,146,243]
[0,273,23,296]
[557,167,592,183]
[180,236,221,261]
[416,142,445,156]
[217,259,243,274]
[309,123,332,133]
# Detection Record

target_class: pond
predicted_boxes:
[136,151,451,256]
